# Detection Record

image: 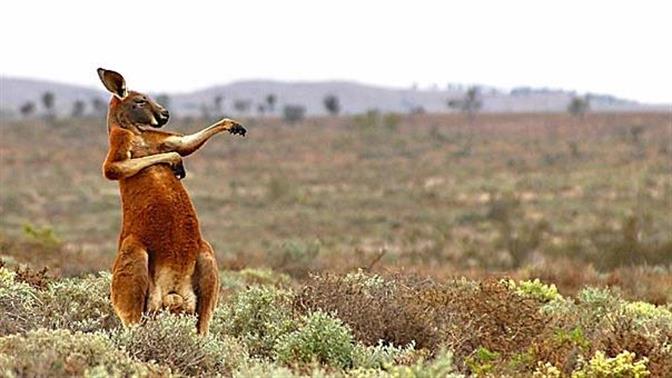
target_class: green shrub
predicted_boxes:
[111,312,246,376]
[220,268,292,291]
[294,272,442,350]
[0,329,165,377]
[269,239,322,278]
[274,311,355,369]
[622,301,672,323]
[351,349,463,378]
[213,285,295,357]
[0,267,39,335]
[532,361,562,378]
[572,350,649,378]
[575,287,622,326]
[233,360,335,377]
[1,268,119,335]
[506,278,562,303]
[352,341,419,370]
[465,346,500,375]
[38,272,119,332]
[22,223,61,250]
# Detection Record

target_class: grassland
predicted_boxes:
[1,112,671,376]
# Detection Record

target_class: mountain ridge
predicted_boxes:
[1,76,668,118]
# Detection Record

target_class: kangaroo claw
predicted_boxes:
[229,123,247,137]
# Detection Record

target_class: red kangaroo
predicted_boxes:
[97,68,246,334]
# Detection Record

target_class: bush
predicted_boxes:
[213,285,295,357]
[294,271,440,350]
[507,278,562,303]
[0,329,165,377]
[0,268,118,335]
[38,272,119,332]
[352,341,420,370]
[0,267,39,335]
[274,311,355,369]
[269,239,322,279]
[533,286,671,376]
[283,105,306,123]
[111,312,247,376]
[351,349,463,378]
[219,268,292,291]
[572,351,649,378]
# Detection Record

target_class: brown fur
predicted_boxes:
[98,69,245,334]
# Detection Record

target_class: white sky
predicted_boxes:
[2,0,671,103]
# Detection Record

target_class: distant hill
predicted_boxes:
[1,76,667,118]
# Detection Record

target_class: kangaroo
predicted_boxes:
[97,68,246,334]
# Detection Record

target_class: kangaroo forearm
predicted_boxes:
[162,118,244,157]
[103,154,173,180]
[165,123,223,156]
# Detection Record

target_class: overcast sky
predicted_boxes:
[2,0,671,103]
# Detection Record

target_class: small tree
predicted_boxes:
[283,105,306,124]
[41,91,55,119]
[447,86,482,119]
[323,94,340,116]
[71,100,86,118]
[19,102,36,118]
[567,95,590,118]
[266,94,277,113]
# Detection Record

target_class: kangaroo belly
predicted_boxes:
[118,166,202,259]
[147,266,197,314]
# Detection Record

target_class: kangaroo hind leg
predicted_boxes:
[193,242,220,335]
[111,236,149,327]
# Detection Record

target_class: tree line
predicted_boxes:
[17,88,591,122]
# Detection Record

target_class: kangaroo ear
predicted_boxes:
[97,68,128,99]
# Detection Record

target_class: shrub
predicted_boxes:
[383,113,401,131]
[213,285,295,357]
[533,361,562,378]
[572,351,649,378]
[0,268,119,335]
[233,360,331,377]
[38,272,119,332]
[269,239,322,278]
[353,109,381,129]
[13,264,52,289]
[219,268,292,291]
[352,341,421,370]
[507,278,562,303]
[294,272,440,350]
[295,272,549,368]
[0,267,39,335]
[111,312,247,376]
[0,329,165,377]
[622,301,672,323]
[589,312,672,377]
[274,311,355,369]
[283,105,306,123]
[576,287,622,325]
[533,287,671,376]
[351,349,463,378]
[464,346,500,376]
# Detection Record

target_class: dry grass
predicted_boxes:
[1,112,670,295]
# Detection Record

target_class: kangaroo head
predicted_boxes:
[97,68,170,129]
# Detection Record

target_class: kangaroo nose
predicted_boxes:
[160,109,169,119]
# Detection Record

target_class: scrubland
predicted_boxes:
[1,112,671,376]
